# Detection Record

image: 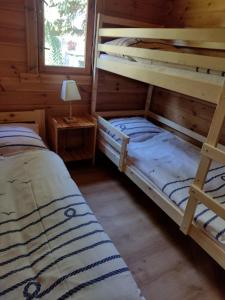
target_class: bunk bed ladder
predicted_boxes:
[181,82,225,235]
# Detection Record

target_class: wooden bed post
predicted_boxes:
[181,81,225,234]
[119,137,130,172]
[35,109,46,141]
[91,13,103,115]
[144,85,154,118]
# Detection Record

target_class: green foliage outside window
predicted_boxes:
[44,0,88,67]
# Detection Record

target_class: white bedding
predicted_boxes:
[0,150,143,300]
[108,117,225,245]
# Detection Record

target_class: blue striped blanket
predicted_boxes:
[109,117,225,245]
[0,150,143,300]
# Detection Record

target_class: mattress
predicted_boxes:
[0,150,143,300]
[101,37,203,72]
[108,117,225,245]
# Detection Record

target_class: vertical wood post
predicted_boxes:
[119,137,130,172]
[181,81,225,234]
[91,13,103,115]
[25,0,38,73]
[144,85,154,118]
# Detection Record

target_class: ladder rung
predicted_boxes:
[201,143,225,165]
[190,184,225,220]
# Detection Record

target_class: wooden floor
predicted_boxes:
[69,154,225,300]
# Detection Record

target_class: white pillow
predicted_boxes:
[104,38,141,60]
[108,117,163,143]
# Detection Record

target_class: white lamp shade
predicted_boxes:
[61,80,81,102]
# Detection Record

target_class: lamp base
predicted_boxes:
[63,116,77,124]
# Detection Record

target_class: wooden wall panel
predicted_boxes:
[149,0,225,143]
[95,0,167,113]
[0,0,91,119]
[96,70,148,112]
[151,88,215,135]
[0,0,167,126]
[164,0,225,27]
[0,28,25,45]
[100,0,171,24]
[1,0,224,146]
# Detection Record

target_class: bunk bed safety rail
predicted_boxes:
[97,116,130,172]
[98,28,225,42]
[98,44,225,73]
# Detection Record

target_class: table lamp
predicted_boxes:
[61,80,81,123]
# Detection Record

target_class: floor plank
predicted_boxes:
[68,155,225,300]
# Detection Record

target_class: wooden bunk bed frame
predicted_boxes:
[92,14,225,269]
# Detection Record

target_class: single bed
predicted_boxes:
[106,117,225,245]
[0,110,143,300]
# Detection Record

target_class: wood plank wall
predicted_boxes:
[1,0,223,143]
[164,0,225,27]
[0,0,167,122]
[97,0,225,144]
[0,0,91,118]
[99,0,171,24]
[150,0,225,142]
[94,0,169,113]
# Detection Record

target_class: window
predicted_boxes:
[38,0,94,74]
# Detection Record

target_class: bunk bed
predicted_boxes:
[0,110,143,300]
[92,14,225,269]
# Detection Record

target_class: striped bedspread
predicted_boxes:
[108,117,225,245]
[0,150,143,300]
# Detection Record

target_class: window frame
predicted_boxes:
[37,0,94,75]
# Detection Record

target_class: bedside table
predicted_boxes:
[49,114,97,164]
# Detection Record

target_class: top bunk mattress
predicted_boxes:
[0,150,143,300]
[108,117,225,245]
[100,38,202,72]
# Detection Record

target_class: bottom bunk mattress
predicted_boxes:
[108,117,225,245]
[0,150,143,300]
